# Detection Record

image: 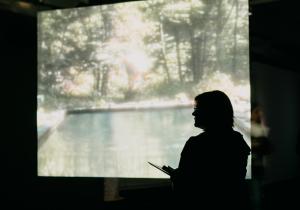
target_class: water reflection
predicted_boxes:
[38,108,250,178]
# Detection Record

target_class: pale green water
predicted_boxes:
[38,108,251,178]
[38,108,200,178]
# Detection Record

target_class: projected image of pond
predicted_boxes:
[37,0,251,178]
[38,108,200,178]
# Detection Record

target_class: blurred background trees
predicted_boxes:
[38,0,249,110]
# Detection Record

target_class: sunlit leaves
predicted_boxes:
[38,0,249,111]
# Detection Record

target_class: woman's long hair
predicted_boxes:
[194,90,234,129]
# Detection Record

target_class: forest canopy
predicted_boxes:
[38,0,249,111]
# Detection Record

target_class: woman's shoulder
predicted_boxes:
[231,130,251,154]
[189,132,206,139]
[186,132,208,144]
[182,133,207,154]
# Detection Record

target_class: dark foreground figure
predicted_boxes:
[169,90,251,209]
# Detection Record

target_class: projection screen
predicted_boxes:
[38,0,251,178]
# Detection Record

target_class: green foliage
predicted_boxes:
[38,0,249,110]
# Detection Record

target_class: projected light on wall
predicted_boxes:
[38,0,251,178]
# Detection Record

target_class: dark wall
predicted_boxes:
[251,62,300,183]
[249,1,300,73]
[2,9,37,208]
[1,9,104,209]
[249,1,300,183]
[249,3,300,209]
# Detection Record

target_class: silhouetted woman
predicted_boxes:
[170,90,251,209]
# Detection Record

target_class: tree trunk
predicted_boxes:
[215,0,223,71]
[232,0,239,74]
[197,33,205,80]
[159,16,171,83]
[189,26,199,83]
[174,29,183,83]
[100,65,109,97]
[99,9,113,97]
[93,67,101,96]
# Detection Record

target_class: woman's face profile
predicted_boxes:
[192,91,234,130]
[192,101,206,129]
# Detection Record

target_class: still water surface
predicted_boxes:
[38,108,250,178]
